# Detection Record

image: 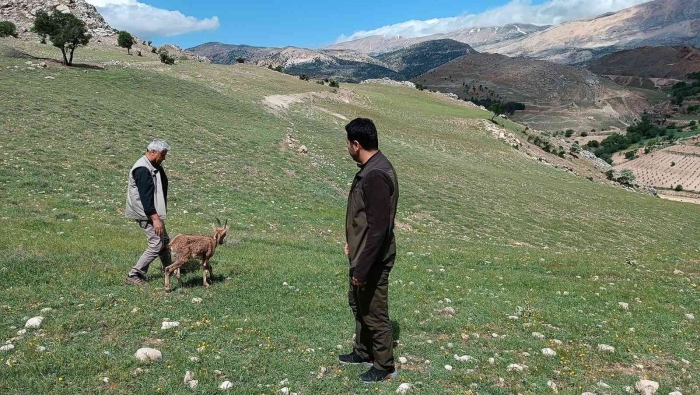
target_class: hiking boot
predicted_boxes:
[339,351,373,367]
[360,366,397,382]
[125,275,146,286]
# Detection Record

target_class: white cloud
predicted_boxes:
[336,0,649,42]
[86,0,220,38]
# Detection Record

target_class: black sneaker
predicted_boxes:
[339,351,373,367]
[360,366,397,382]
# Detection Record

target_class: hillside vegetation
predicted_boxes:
[1,39,699,394]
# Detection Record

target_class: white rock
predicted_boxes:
[283,282,289,286]
[668,392,682,395]
[598,344,615,353]
[444,364,453,371]
[40,307,53,313]
[219,381,233,390]
[25,316,44,329]
[189,356,200,362]
[135,348,162,362]
[547,380,558,392]
[184,371,194,384]
[542,348,557,356]
[582,393,597,395]
[17,329,27,336]
[597,381,611,388]
[522,352,530,357]
[36,346,46,352]
[685,313,695,320]
[161,321,180,330]
[188,380,199,389]
[673,269,684,275]
[619,302,629,310]
[507,364,524,372]
[635,380,659,395]
[280,378,289,385]
[279,387,290,395]
[488,357,495,365]
[681,359,689,365]
[532,332,545,339]
[453,354,473,362]
[298,145,308,154]
[0,344,14,352]
[396,383,412,394]
[552,339,563,345]
[191,298,203,304]
[398,356,408,364]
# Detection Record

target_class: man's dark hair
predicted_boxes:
[346,118,378,150]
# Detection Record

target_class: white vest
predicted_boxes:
[125,156,167,220]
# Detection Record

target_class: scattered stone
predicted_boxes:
[17,329,26,336]
[398,356,408,364]
[444,364,453,371]
[542,348,557,356]
[280,378,289,385]
[619,302,629,310]
[597,344,615,353]
[668,392,681,395]
[184,371,194,384]
[521,352,531,357]
[396,383,412,394]
[135,348,162,362]
[635,380,659,395]
[44,76,55,80]
[507,364,524,372]
[189,356,199,362]
[279,388,290,395]
[681,359,689,365]
[598,381,611,388]
[552,339,563,345]
[40,307,52,313]
[219,381,233,390]
[298,145,308,154]
[191,298,203,304]
[161,321,180,330]
[188,380,199,389]
[439,307,456,317]
[453,354,473,362]
[582,393,596,395]
[36,346,46,352]
[547,380,558,393]
[685,313,695,320]
[25,316,44,329]
[488,357,495,365]
[0,344,14,352]
[532,332,545,339]
[673,269,684,275]
[39,61,47,68]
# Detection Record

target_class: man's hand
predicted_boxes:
[352,277,365,287]
[344,242,349,256]
[151,215,164,236]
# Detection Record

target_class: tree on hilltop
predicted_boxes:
[489,103,503,121]
[118,31,135,54]
[0,21,18,38]
[32,9,91,66]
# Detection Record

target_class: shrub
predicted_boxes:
[671,161,676,167]
[690,120,697,127]
[236,57,245,64]
[158,49,175,65]
[299,74,309,81]
[587,140,600,148]
[273,65,283,72]
[32,10,91,66]
[415,83,425,91]
[624,151,636,160]
[565,129,575,138]
[151,46,157,53]
[0,21,18,38]
[581,131,589,137]
[118,31,135,54]
[147,40,152,46]
[316,80,325,85]
[329,79,340,88]
[675,185,684,191]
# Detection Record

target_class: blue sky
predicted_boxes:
[86,0,649,49]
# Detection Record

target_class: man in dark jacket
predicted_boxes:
[339,118,399,382]
[124,139,172,286]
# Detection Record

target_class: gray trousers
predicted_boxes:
[129,220,172,278]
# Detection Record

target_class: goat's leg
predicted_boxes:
[202,258,210,288]
[207,263,213,285]
[165,258,187,292]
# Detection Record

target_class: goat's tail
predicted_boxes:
[168,234,182,248]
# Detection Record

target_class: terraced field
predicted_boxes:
[615,144,700,191]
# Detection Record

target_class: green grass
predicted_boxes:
[1,41,699,395]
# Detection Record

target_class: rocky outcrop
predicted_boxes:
[0,0,117,38]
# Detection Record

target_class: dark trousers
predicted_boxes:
[348,267,394,371]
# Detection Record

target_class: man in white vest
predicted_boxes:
[125,139,172,286]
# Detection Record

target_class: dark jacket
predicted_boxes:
[346,151,399,282]
[133,163,168,217]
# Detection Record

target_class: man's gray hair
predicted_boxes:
[147,139,171,153]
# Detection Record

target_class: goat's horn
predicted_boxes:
[224,219,228,227]
[215,217,222,226]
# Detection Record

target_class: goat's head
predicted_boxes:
[213,218,230,245]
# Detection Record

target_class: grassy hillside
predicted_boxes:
[1,39,699,394]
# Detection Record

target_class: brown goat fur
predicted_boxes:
[165,219,229,292]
